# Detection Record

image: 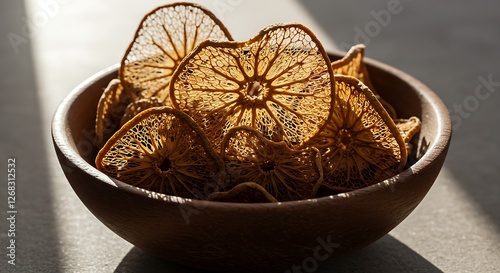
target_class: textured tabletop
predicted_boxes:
[1,0,499,272]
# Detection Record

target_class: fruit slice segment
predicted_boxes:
[96,106,225,199]
[332,44,398,118]
[395,116,421,143]
[332,44,375,90]
[207,182,278,203]
[170,23,335,149]
[95,79,131,148]
[119,97,165,126]
[395,116,421,156]
[120,2,233,102]
[221,126,323,201]
[303,75,406,191]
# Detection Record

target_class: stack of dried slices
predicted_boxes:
[94,3,421,203]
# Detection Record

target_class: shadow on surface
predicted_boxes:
[114,235,441,273]
[318,235,443,273]
[114,247,211,273]
[0,1,61,272]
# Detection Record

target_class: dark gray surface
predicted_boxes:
[0,1,62,272]
[1,0,499,272]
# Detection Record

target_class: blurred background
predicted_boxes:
[1,0,499,272]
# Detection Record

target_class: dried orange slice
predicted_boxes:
[303,75,406,191]
[395,116,421,156]
[170,23,335,149]
[221,126,323,201]
[120,3,233,102]
[95,106,225,199]
[95,79,131,148]
[207,182,278,203]
[332,44,398,118]
[119,97,165,126]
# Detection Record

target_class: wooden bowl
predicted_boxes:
[52,52,451,272]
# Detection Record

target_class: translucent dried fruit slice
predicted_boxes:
[221,126,323,201]
[120,3,233,102]
[395,116,421,143]
[170,23,335,149]
[332,45,375,90]
[303,75,407,191]
[207,182,278,203]
[95,79,132,148]
[332,44,398,118]
[119,97,165,126]
[95,106,225,199]
[395,116,421,156]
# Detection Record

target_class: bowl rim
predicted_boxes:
[52,51,451,209]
